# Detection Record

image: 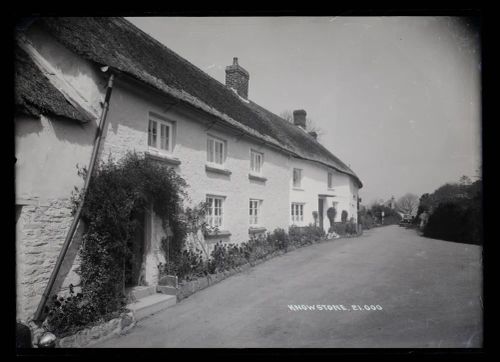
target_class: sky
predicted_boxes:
[127,16,481,205]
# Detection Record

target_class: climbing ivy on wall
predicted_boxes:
[45,152,188,335]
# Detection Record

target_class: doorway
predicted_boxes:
[125,210,146,288]
[318,198,324,231]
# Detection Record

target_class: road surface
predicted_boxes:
[95,225,482,348]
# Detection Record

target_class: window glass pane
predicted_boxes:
[218,142,224,164]
[148,120,157,147]
[207,139,214,162]
[148,120,153,146]
[160,124,165,150]
[160,124,169,150]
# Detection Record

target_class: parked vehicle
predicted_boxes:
[399,214,413,227]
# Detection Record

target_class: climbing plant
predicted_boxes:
[45,152,188,335]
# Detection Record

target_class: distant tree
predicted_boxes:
[395,193,419,216]
[279,110,324,139]
[369,203,402,226]
[358,205,375,230]
[459,175,472,186]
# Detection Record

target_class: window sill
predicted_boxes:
[292,187,304,191]
[204,230,232,238]
[249,227,267,234]
[145,151,181,165]
[248,173,267,182]
[205,164,232,175]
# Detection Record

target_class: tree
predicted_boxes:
[369,203,402,225]
[395,193,419,216]
[279,110,324,139]
[419,175,482,244]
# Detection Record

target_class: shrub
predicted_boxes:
[267,228,289,251]
[327,207,337,228]
[346,218,357,235]
[45,285,122,337]
[46,152,188,336]
[423,201,481,244]
[312,211,319,227]
[341,210,348,223]
[358,212,375,230]
[332,222,347,236]
[420,178,482,245]
[161,248,207,281]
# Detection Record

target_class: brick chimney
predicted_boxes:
[308,131,318,140]
[225,57,249,99]
[293,109,307,129]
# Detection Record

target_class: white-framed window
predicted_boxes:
[293,168,302,188]
[207,135,226,165]
[206,195,224,228]
[328,172,333,189]
[250,150,264,174]
[249,199,262,226]
[291,203,304,223]
[148,115,173,152]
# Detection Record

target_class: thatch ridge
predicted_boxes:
[25,17,362,187]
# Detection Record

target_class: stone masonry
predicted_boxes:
[16,198,82,322]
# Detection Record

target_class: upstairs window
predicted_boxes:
[148,116,173,152]
[206,195,224,228]
[328,172,333,189]
[291,203,304,223]
[250,150,263,174]
[293,168,302,188]
[249,199,262,226]
[207,136,226,165]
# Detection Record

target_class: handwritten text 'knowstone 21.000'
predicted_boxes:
[287,305,383,311]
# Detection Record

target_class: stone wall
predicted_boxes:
[16,198,82,322]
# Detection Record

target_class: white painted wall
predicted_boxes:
[15,114,96,321]
[101,79,291,251]
[290,158,359,233]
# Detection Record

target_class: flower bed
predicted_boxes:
[169,225,363,301]
[55,311,135,348]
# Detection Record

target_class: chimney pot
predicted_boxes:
[293,109,307,128]
[226,57,249,99]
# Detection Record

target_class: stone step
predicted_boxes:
[157,285,177,296]
[127,285,157,301]
[127,293,177,321]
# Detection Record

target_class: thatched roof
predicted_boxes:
[14,45,92,123]
[23,17,362,187]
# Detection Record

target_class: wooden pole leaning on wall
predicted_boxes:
[34,70,115,322]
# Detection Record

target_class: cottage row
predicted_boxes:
[14,17,363,322]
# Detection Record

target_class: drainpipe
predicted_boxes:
[34,68,115,322]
